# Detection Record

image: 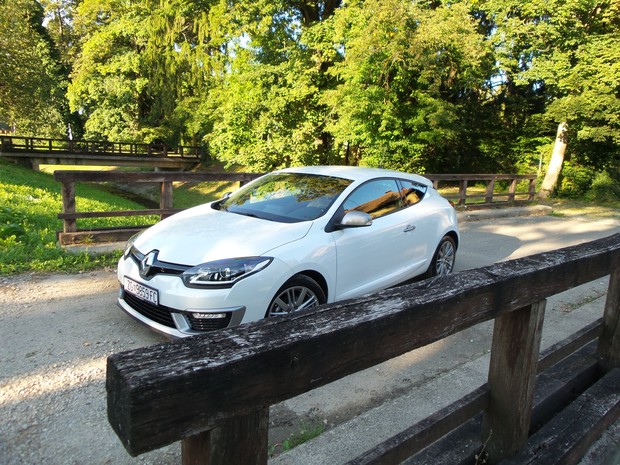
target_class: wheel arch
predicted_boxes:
[293,270,329,302]
[444,230,459,250]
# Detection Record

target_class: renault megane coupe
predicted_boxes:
[117,165,459,338]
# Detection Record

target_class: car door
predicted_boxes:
[331,178,432,301]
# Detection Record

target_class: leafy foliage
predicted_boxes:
[0,0,69,136]
[4,0,620,195]
[322,0,495,172]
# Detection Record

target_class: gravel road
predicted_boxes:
[2,214,619,464]
[0,270,176,464]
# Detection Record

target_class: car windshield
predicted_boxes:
[216,172,354,223]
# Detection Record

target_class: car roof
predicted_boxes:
[276,165,432,187]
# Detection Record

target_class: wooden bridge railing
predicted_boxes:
[0,135,203,158]
[106,234,620,464]
[54,170,537,245]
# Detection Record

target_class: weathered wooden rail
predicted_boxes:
[0,135,203,169]
[54,170,537,245]
[107,234,620,464]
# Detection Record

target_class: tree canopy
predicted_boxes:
[0,0,69,136]
[2,0,619,194]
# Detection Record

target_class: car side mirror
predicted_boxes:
[338,211,373,228]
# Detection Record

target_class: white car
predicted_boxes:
[117,166,459,338]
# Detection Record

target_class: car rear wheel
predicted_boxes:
[424,235,456,278]
[266,275,326,318]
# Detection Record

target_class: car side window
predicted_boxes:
[343,179,402,219]
[399,180,427,207]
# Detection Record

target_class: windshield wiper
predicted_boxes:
[232,210,264,220]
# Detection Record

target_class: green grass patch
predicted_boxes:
[270,421,325,456]
[0,160,154,274]
[546,199,620,221]
[0,160,253,274]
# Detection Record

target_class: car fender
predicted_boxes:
[262,224,337,303]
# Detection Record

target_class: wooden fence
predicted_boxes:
[429,173,537,206]
[0,135,203,158]
[54,171,537,245]
[106,233,620,464]
[54,170,262,245]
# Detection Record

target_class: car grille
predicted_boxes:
[123,292,176,328]
[123,291,232,332]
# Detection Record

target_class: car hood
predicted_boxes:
[134,203,314,265]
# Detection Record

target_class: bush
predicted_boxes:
[587,171,620,201]
[557,162,594,198]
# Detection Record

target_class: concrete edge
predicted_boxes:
[457,205,552,222]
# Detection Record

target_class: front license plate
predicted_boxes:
[125,277,159,306]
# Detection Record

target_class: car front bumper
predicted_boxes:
[117,286,246,338]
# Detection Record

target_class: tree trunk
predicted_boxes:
[538,122,568,199]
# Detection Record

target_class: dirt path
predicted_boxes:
[2,215,619,464]
[0,270,177,464]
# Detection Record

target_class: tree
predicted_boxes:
[0,0,69,136]
[480,0,620,194]
[204,0,344,169]
[68,0,224,144]
[39,0,79,66]
[539,122,568,199]
[322,0,494,172]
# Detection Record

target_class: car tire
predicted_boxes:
[265,275,326,318]
[424,235,456,278]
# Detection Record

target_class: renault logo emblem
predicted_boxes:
[139,250,158,279]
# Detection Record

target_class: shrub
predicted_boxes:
[587,171,620,201]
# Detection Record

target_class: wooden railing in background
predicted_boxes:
[54,171,262,245]
[1,135,204,169]
[0,135,203,158]
[106,234,620,464]
[428,173,537,206]
[54,171,537,245]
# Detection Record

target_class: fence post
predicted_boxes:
[528,177,536,201]
[60,180,77,233]
[508,178,517,202]
[181,408,269,465]
[458,179,468,205]
[160,180,174,220]
[482,300,546,463]
[485,178,496,204]
[598,266,620,371]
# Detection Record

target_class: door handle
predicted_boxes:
[404,225,416,233]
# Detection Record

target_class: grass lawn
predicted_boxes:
[0,160,246,274]
[1,161,134,274]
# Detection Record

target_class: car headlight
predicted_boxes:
[123,232,143,259]
[182,257,273,288]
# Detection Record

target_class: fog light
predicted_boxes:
[192,312,227,319]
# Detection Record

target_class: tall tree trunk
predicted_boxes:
[538,122,568,199]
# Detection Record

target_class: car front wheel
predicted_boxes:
[266,275,326,318]
[424,235,456,278]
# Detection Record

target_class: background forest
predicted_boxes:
[1,0,619,197]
